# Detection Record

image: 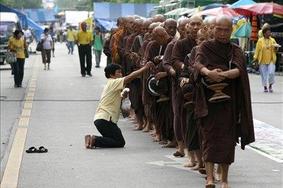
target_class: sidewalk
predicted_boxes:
[0,43,282,188]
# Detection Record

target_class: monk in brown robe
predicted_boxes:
[129,19,152,130]
[179,28,209,172]
[110,17,125,64]
[171,15,202,158]
[140,22,160,132]
[193,16,255,188]
[123,19,144,129]
[142,26,171,141]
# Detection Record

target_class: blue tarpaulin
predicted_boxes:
[0,3,43,41]
[22,9,56,23]
[94,18,117,32]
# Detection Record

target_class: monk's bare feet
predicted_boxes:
[134,126,143,131]
[205,183,216,188]
[85,135,91,149]
[173,151,185,157]
[159,140,167,145]
[184,161,196,168]
[220,182,229,188]
[153,135,161,142]
[198,168,207,175]
[191,163,201,170]
[162,141,177,148]
[143,127,150,132]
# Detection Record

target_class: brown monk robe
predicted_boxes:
[180,28,209,172]
[193,16,254,188]
[171,15,202,157]
[110,17,125,64]
[139,22,161,132]
[161,18,190,148]
[150,19,177,144]
[118,17,135,75]
[142,26,171,140]
[124,19,145,129]
[128,19,152,131]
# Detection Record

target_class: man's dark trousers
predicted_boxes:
[78,44,92,75]
[94,119,125,148]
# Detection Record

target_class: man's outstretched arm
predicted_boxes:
[124,62,154,85]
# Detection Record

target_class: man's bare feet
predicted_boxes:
[85,135,91,149]
[90,135,96,149]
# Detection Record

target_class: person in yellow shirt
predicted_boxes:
[8,30,27,88]
[84,62,154,149]
[254,26,280,92]
[66,26,76,55]
[75,22,93,77]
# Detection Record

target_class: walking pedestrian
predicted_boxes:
[41,28,53,70]
[84,62,154,149]
[93,28,104,68]
[8,30,27,87]
[254,24,280,92]
[76,22,93,77]
[66,27,76,55]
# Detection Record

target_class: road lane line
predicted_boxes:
[0,128,28,188]
[1,68,38,187]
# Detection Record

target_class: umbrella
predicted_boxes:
[233,22,252,38]
[203,3,224,10]
[234,2,283,16]
[230,0,256,8]
[198,6,240,17]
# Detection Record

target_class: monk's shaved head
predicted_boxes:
[188,15,203,39]
[152,14,166,23]
[152,26,170,45]
[189,15,203,23]
[215,15,232,27]
[214,15,233,43]
[164,18,177,37]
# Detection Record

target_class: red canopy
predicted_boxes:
[234,2,283,16]
[198,6,240,17]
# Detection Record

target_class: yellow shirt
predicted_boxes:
[8,36,25,59]
[254,37,277,64]
[66,30,76,41]
[76,31,93,45]
[94,78,125,124]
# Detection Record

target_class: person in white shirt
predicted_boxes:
[40,28,53,70]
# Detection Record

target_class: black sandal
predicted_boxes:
[26,146,38,153]
[37,146,48,153]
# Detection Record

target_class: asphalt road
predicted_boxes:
[0,43,282,188]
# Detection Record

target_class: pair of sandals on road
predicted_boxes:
[26,146,48,153]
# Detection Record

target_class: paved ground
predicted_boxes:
[0,43,282,188]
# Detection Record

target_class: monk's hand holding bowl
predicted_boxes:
[155,72,167,80]
[145,61,155,70]
[205,68,225,83]
[154,55,163,64]
[169,68,176,77]
[180,78,189,88]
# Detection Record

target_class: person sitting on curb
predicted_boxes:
[85,62,154,148]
